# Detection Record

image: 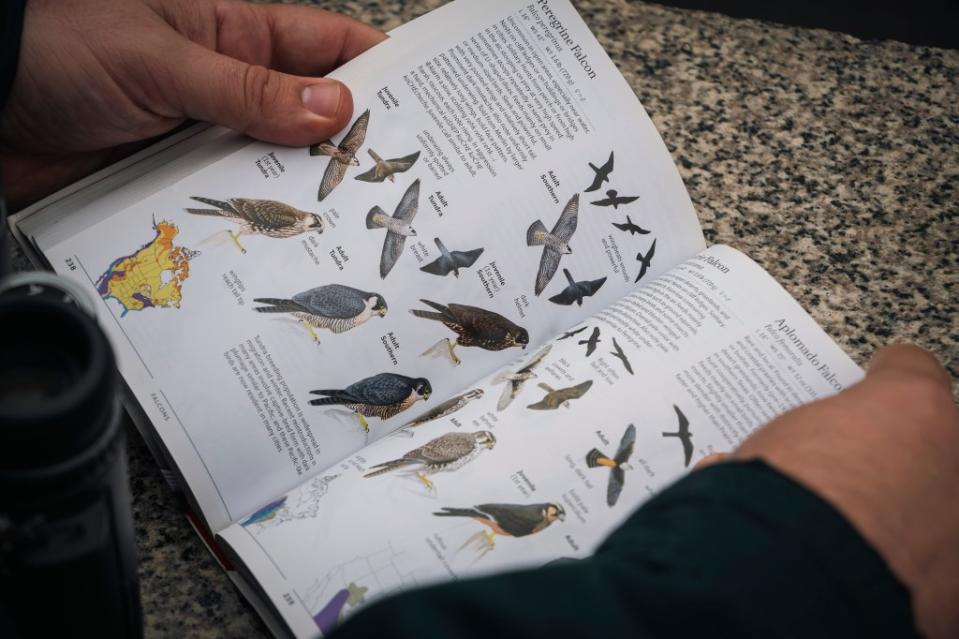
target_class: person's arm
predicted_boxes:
[0,0,25,110]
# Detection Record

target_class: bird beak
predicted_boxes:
[423,390,431,400]
[388,175,395,182]
[378,308,387,317]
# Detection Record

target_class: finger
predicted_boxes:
[866,343,952,392]
[693,452,730,471]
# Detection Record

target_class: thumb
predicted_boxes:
[865,343,952,392]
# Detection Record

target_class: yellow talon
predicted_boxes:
[355,414,370,432]
[301,320,321,344]
[447,339,462,366]
[415,471,434,491]
[483,530,496,549]
[228,230,247,254]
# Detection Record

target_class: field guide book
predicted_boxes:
[10,0,863,636]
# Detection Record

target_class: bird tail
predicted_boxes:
[585,448,608,468]
[363,459,415,478]
[307,390,346,407]
[252,298,308,314]
[366,206,387,229]
[188,196,234,215]
[409,299,452,323]
[562,269,575,286]
[526,220,547,246]
[309,141,331,156]
[433,507,484,519]
[662,431,679,438]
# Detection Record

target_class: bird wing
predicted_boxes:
[550,194,580,241]
[410,432,476,464]
[392,179,420,222]
[419,256,451,276]
[354,166,386,183]
[567,380,593,399]
[614,424,636,464]
[339,109,370,154]
[584,152,613,192]
[607,467,626,506]
[496,381,518,411]
[447,303,516,341]
[368,148,384,163]
[675,405,690,436]
[518,344,552,374]
[346,373,415,405]
[230,199,301,228]
[590,197,614,207]
[548,284,578,305]
[583,277,607,296]
[319,158,349,201]
[558,326,587,340]
[450,247,484,268]
[536,247,562,296]
[293,285,368,319]
[380,232,407,278]
[384,151,420,173]
[476,503,548,537]
[612,221,627,231]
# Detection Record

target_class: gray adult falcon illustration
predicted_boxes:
[308,373,431,432]
[491,344,552,411]
[548,269,607,306]
[395,388,485,436]
[420,237,484,278]
[527,380,593,410]
[253,284,387,343]
[527,194,579,295]
[311,109,370,201]
[363,430,496,490]
[355,148,420,183]
[186,197,323,253]
[366,179,420,278]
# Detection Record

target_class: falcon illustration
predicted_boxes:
[311,109,369,201]
[364,430,496,490]
[610,337,634,375]
[420,237,484,278]
[394,388,485,436]
[241,497,286,526]
[548,269,607,307]
[579,327,601,357]
[634,238,657,283]
[491,344,552,411]
[557,326,588,340]
[435,502,565,559]
[585,151,614,192]
[253,284,387,343]
[662,404,693,467]
[366,179,420,278]
[527,194,579,296]
[186,197,323,253]
[527,380,593,410]
[308,373,431,432]
[411,299,529,365]
[591,189,639,209]
[355,148,420,183]
[612,215,650,236]
[586,424,636,506]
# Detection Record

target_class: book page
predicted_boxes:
[37,0,703,532]
[217,245,862,637]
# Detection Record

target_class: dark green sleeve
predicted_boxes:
[333,460,916,638]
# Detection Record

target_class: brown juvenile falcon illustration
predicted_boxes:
[355,148,420,183]
[310,109,370,201]
[434,502,565,561]
[308,373,431,433]
[186,197,324,253]
[527,380,593,410]
[411,300,529,365]
[364,430,496,490]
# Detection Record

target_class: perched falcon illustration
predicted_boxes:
[434,502,565,559]
[579,327,601,357]
[395,388,485,436]
[186,197,323,253]
[311,109,370,201]
[586,424,636,506]
[366,179,420,278]
[585,151,614,192]
[411,299,529,365]
[610,337,634,375]
[527,380,593,410]
[590,189,639,209]
[253,284,387,343]
[308,373,431,432]
[491,344,552,411]
[662,404,693,467]
[612,215,650,236]
[364,430,496,490]
[635,238,657,283]
[527,194,579,296]
[355,148,420,183]
[420,237,484,278]
[548,269,607,307]
[557,326,588,340]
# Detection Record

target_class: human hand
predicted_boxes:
[0,0,386,209]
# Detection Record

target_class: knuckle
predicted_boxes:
[238,64,275,128]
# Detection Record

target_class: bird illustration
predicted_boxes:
[579,327,601,356]
[634,238,657,283]
[434,502,565,558]
[355,148,420,183]
[241,497,287,526]
[557,326,588,340]
[366,179,420,278]
[584,151,614,192]
[491,344,552,411]
[419,238,484,278]
[411,299,529,365]
[311,109,370,201]
[394,388,484,436]
[527,380,593,410]
[527,194,579,296]
[308,373,431,432]
[662,404,693,467]
[186,197,323,253]
[610,337,634,375]
[364,430,496,490]
[591,189,639,209]
[253,284,387,343]
[586,424,635,506]
[548,269,607,306]
[612,215,650,236]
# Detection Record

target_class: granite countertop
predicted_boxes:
[9,0,958,635]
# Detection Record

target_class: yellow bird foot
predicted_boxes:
[301,320,321,344]
[483,530,496,549]
[355,413,370,433]
[447,340,462,366]
[415,472,435,491]
[228,230,247,254]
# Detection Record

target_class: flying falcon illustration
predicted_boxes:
[634,238,657,283]
[186,197,323,253]
[311,109,370,201]
[411,299,529,365]
[394,388,485,436]
[610,337,634,375]
[492,344,552,411]
[364,430,496,490]
[527,380,593,410]
[548,269,607,307]
[253,284,387,343]
[584,151,614,192]
[662,404,694,467]
[241,497,287,526]
[434,502,565,559]
[591,189,639,209]
[579,327,601,357]
[557,326,588,340]
[527,194,579,296]
[419,238,484,278]
[586,424,636,507]
[612,216,650,236]
[308,373,431,432]
[355,148,420,183]
[366,179,420,278]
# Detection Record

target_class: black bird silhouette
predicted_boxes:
[579,327,601,357]
[610,337,633,375]
[634,238,657,283]
[586,424,635,506]
[585,151,614,192]
[557,326,588,340]
[419,238,484,278]
[612,216,650,236]
[662,404,693,467]
[591,189,639,209]
[548,269,607,306]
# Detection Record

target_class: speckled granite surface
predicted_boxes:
[9,0,958,636]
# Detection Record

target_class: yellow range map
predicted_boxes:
[96,219,200,316]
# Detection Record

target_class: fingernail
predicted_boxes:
[302,82,342,117]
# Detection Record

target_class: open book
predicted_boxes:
[10,0,864,636]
